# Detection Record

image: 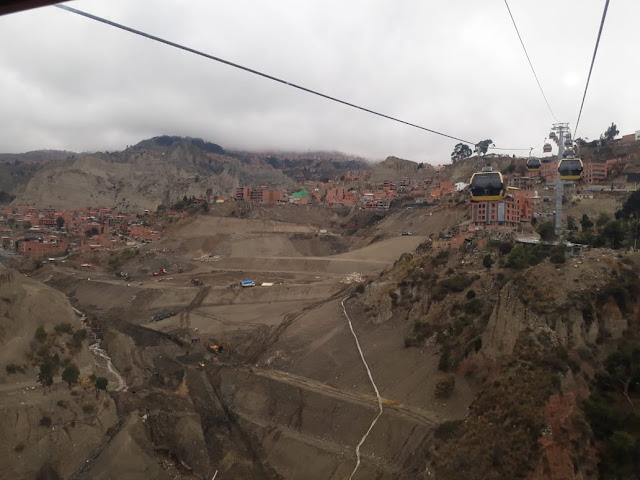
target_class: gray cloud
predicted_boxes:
[0,0,637,163]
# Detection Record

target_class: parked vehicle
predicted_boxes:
[240,280,255,288]
[152,268,167,276]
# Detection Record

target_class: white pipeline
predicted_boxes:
[341,297,383,480]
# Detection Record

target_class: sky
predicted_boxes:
[0,0,638,164]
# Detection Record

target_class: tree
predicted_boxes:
[603,349,640,406]
[61,364,80,389]
[581,214,594,231]
[23,221,32,230]
[451,143,472,164]
[55,216,65,230]
[37,358,56,390]
[95,377,108,397]
[71,329,87,348]
[603,122,620,142]
[482,254,494,269]
[537,221,555,242]
[567,216,577,231]
[603,220,625,249]
[474,139,494,156]
[85,227,99,238]
[615,190,640,220]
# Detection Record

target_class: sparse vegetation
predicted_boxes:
[34,325,47,343]
[5,363,25,374]
[54,323,74,334]
[434,375,455,398]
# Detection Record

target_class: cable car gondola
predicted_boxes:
[469,170,505,202]
[557,158,583,180]
[564,138,573,148]
[543,143,552,153]
[549,132,557,140]
[526,157,541,171]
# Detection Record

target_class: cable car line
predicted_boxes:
[503,0,558,123]
[55,4,486,147]
[574,0,610,137]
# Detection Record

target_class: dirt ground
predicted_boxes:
[9,209,476,479]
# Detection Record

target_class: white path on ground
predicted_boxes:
[341,297,383,480]
[73,307,128,392]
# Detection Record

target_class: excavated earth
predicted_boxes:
[2,210,475,479]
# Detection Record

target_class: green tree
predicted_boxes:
[37,358,55,389]
[567,216,577,231]
[537,221,555,242]
[603,220,625,249]
[451,143,472,164]
[23,221,32,230]
[71,329,87,348]
[474,139,494,156]
[55,216,65,230]
[596,213,611,228]
[581,214,594,231]
[603,122,620,142]
[95,377,108,396]
[61,363,80,389]
[615,190,640,220]
[482,254,494,269]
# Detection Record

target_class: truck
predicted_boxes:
[152,268,168,276]
[240,280,255,288]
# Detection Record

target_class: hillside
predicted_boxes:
[8,136,373,210]
[354,241,640,479]
[0,264,118,479]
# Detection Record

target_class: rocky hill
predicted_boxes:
[8,136,372,210]
[355,241,640,479]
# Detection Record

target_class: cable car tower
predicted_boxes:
[550,123,573,237]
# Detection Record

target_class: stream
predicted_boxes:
[73,307,128,392]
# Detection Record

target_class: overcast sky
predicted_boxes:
[0,0,637,164]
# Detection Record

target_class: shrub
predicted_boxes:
[71,329,87,348]
[466,289,476,299]
[82,404,95,414]
[14,443,25,453]
[355,284,365,294]
[439,346,452,372]
[34,325,47,343]
[439,275,473,292]
[464,298,484,316]
[507,244,549,269]
[550,245,566,264]
[54,323,74,334]
[431,249,450,266]
[39,416,52,427]
[95,377,108,392]
[498,241,514,255]
[435,375,456,398]
[5,363,25,375]
[483,254,494,269]
[434,420,463,440]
